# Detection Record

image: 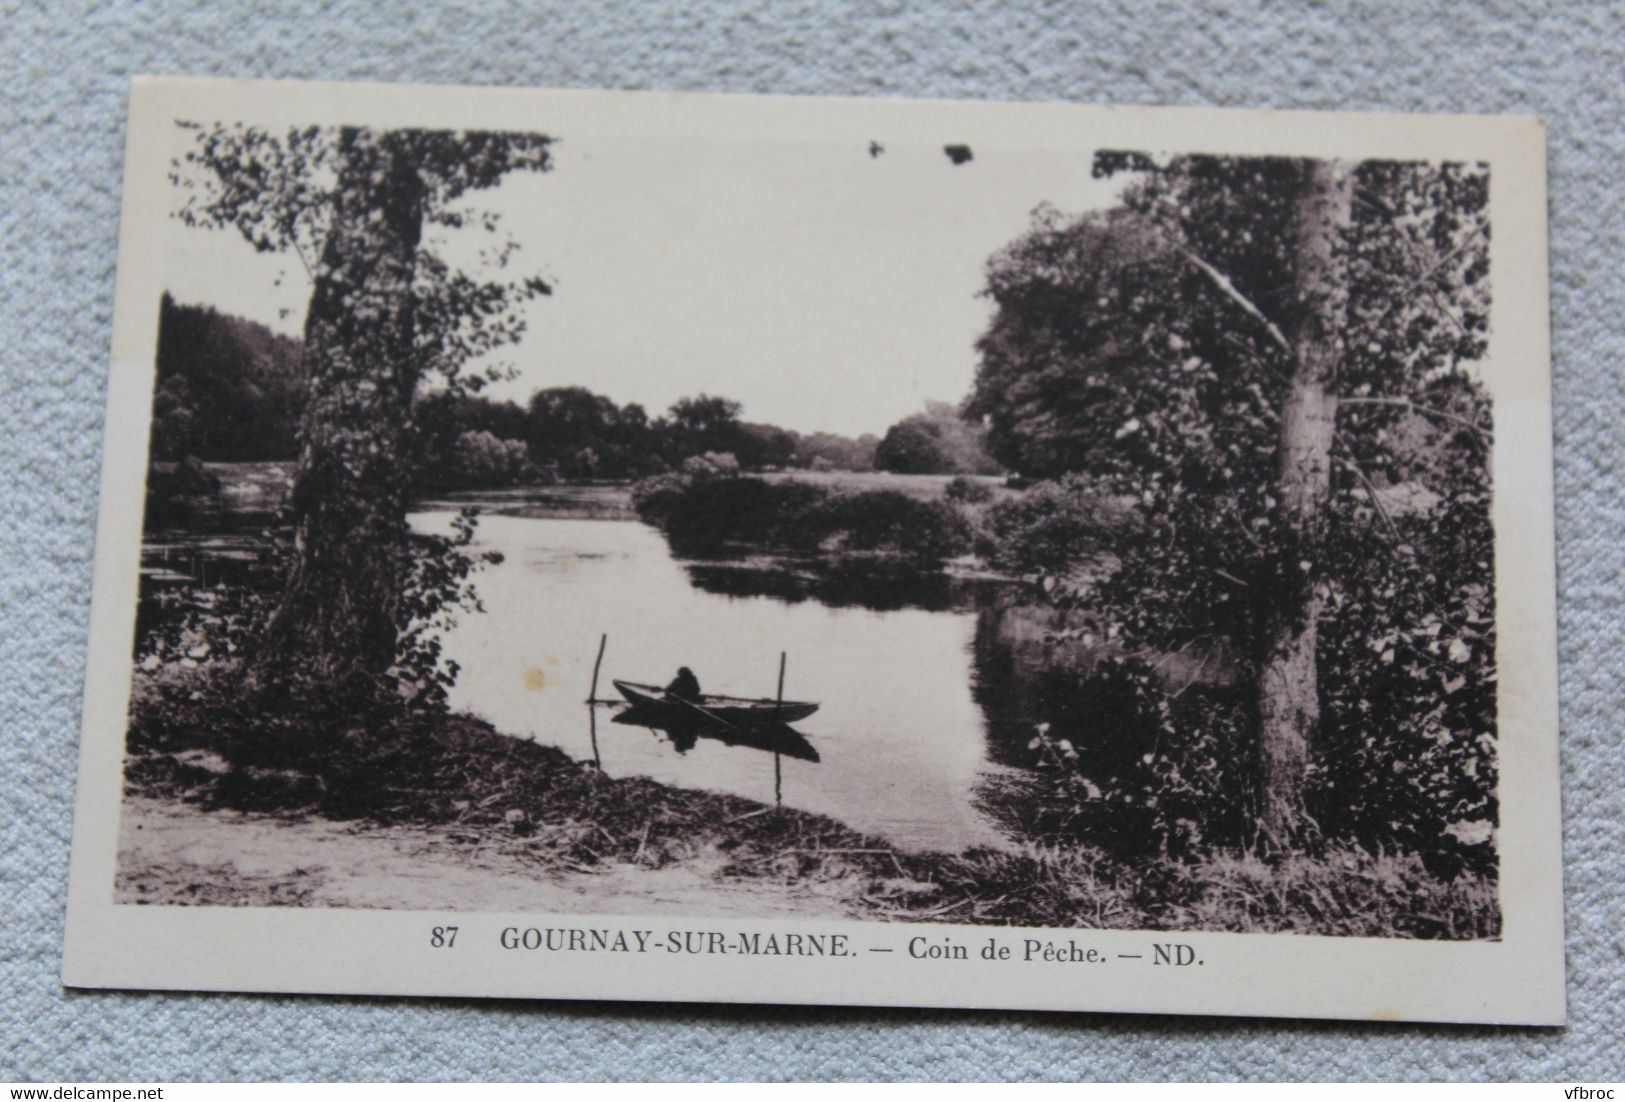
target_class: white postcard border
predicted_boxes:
[62,77,1562,1025]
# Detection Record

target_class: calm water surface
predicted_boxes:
[415,511,1023,853]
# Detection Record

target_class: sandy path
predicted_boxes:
[116,797,863,918]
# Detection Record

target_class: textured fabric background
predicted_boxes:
[2,0,1620,1082]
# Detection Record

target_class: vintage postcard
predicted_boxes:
[63,77,1561,1024]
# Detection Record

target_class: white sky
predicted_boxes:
[163,130,1124,438]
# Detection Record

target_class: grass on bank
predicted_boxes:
[125,666,1498,939]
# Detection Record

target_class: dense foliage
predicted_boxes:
[1024,657,1253,858]
[971,154,1496,874]
[977,474,1132,574]
[633,465,971,567]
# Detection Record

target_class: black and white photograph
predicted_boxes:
[62,78,1561,1024]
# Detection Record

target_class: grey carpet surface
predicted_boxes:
[2,0,1621,1082]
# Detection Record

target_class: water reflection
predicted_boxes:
[609,704,821,762]
[682,559,980,613]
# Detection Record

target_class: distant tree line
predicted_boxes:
[967,155,1496,881]
[151,296,903,486]
[410,390,885,488]
[151,294,305,462]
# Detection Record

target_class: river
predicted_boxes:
[414,508,1030,854]
[136,467,1057,856]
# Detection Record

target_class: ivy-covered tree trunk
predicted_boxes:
[255,129,427,687]
[1254,159,1354,842]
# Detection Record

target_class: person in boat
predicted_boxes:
[664,666,701,703]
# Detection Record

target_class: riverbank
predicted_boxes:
[121,708,1013,921]
[121,701,1498,938]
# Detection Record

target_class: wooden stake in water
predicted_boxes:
[588,700,602,770]
[586,633,608,769]
[587,632,608,704]
[773,651,786,807]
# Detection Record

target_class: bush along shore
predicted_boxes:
[628,460,1136,581]
[632,456,979,568]
[124,660,1498,938]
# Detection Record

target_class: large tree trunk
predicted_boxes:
[1254,159,1354,844]
[254,129,427,689]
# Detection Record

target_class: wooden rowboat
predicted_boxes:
[611,680,820,725]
